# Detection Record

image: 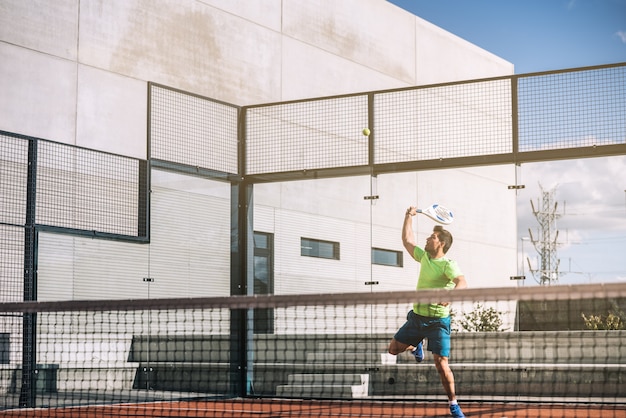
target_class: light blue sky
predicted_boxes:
[388,0,626,74]
[389,0,626,285]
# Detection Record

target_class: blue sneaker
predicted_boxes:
[449,403,465,417]
[412,341,424,363]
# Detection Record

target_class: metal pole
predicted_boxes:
[19,138,37,408]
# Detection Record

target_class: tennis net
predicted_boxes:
[1,283,625,417]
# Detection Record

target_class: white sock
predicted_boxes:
[449,400,458,406]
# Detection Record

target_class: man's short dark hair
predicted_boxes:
[433,225,453,254]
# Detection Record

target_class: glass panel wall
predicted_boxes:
[516,155,626,286]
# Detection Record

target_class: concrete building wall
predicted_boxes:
[1,0,517,295]
[1,0,513,159]
[0,2,520,392]
[1,0,517,298]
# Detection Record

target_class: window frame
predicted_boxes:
[371,247,403,267]
[300,237,340,260]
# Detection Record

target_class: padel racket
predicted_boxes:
[416,204,454,225]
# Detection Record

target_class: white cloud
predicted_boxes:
[518,156,626,232]
[616,30,626,43]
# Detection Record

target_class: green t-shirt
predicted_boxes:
[412,246,462,318]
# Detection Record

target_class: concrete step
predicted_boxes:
[276,384,356,398]
[276,373,369,398]
[287,373,367,385]
[305,352,380,363]
[315,341,388,351]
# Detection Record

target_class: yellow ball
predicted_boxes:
[362,128,371,136]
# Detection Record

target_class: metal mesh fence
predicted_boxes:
[374,78,513,164]
[35,141,142,236]
[0,133,28,226]
[150,84,239,174]
[245,95,369,174]
[0,63,624,416]
[1,284,626,415]
[0,225,24,302]
[518,65,626,152]
[241,63,624,176]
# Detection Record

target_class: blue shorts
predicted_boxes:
[393,310,452,357]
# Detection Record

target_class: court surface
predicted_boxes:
[1,398,625,417]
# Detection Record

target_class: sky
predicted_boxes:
[387,0,626,74]
[514,157,626,285]
[388,0,626,285]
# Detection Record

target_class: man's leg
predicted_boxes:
[388,338,424,362]
[433,354,466,417]
[433,354,456,400]
[387,338,410,355]
[390,311,424,360]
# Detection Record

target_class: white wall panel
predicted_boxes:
[149,170,231,298]
[0,0,78,60]
[0,44,77,142]
[280,37,408,101]
[37,233,150,301]
[197,0,282,31]
[76,65,147,158]
[77,0,282,105]
[283,0,416,84]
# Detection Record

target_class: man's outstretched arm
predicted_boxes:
[402,206,417,256]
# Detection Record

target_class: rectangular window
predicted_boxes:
[372,248,403,267]
[301,238,340,260]
[0,333,8,364]
[254,232,274,334]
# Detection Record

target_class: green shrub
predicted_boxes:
[581,311,624,330]
[452,303,507,332]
